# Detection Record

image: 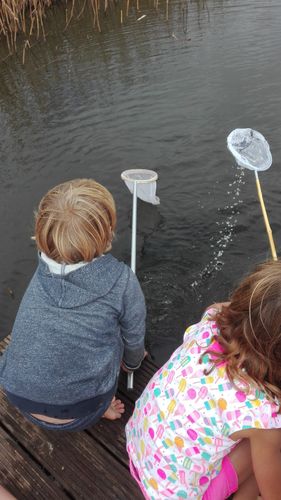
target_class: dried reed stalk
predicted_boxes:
[0,0,118,54]
[0,0,53,53]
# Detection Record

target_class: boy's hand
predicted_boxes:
[121,350,148,372]
[121,361,132,373]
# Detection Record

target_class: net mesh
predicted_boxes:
[227,128,272,171]
[121,169,160,205]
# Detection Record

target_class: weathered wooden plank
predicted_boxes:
[0,336,10,352]
[88,360,158,467]
[86,392,133,466]
[0,392,143,499]
[0,426,69,499]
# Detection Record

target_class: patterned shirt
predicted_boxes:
[126,308,281,499]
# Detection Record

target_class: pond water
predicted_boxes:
[1,0,281,365]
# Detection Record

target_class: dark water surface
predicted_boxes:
[1,0,281,364]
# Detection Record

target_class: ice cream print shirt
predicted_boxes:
[125,308,281,499]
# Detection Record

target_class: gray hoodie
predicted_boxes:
[0,253,146,405]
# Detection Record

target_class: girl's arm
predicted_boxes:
[0,486,15,499]
[249,428,281,499]
[230,427,281,499]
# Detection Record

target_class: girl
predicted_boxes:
[126,260,281,499]
[0,179,146,431]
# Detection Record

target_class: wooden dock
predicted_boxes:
[0,337,158,499]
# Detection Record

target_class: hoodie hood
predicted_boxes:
[36,253,125,309]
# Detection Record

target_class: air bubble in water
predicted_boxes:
[190,169,245,299]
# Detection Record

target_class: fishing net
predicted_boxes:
[227,128,277,261]
[121,169,160,205]
[121,168,160,390]
[227,128,272,171]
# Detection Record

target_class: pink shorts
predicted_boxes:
[203,456,238,500]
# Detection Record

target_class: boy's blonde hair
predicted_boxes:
[35,179,116,264]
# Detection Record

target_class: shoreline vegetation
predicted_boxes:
[0,0,210,62]
[0,0,172,59]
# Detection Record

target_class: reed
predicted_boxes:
[0,0,200,58]
[0,0,121,54]
[0,1,51,53]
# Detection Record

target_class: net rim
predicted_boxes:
[227,128,272,172]
[121,169,158,184]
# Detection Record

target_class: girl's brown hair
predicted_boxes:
[35,179,116,264]
[206,261,281,403]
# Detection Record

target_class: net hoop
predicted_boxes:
[227,128,272,172]
[121,169,158,184]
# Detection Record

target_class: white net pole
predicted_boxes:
[128,181,137,390]
[121,169,159,390]
[131,181,137,274]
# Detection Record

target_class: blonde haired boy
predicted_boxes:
[0,179,146,430]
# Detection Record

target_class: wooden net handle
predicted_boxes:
[255,172,277,261]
